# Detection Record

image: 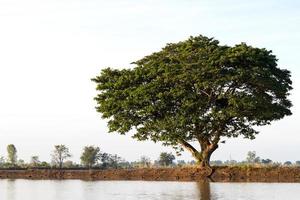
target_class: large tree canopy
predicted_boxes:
[92,35,292,168]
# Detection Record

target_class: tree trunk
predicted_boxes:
[198,137,219,168]
[197,147,215,168]
[179,139,218,169]
[190,147,216,168]
[199,153,211,168]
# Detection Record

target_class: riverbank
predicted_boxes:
[0,166,299,182]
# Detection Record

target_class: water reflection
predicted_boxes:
[6,179,16,200]
[196,179,211,200]
[0,179,300,200]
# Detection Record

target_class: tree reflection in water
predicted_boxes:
[197,179,211,200]
[6,179,16,200]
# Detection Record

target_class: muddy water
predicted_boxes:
[0,179,299,200]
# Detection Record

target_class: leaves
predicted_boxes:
[51,145,71,168]
[92,35,292,154]
[80,146,101,168]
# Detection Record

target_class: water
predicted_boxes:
[0,179,299,200]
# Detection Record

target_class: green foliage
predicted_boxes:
[100,153,126,169]
[80,146,101,168]
[0,156,5,165]
[39,161,51,168]
[7,144,17,165]
[92,35,292,167]
[158,152,175,166]
[51,145,72,168]
[17,159,26,168]
[30,156,41,167]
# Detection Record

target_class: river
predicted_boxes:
[0,179,299,200]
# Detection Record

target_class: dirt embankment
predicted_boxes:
[0,167,299,182]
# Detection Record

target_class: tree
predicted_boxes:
[7,144,17,166]
[0,156,5,167]
[261,158,272,165]
[210,160,223,166]
[224,159,237,166]
[30,156,41,167]
[158,152,175,166]
[39,161,51,168]
[100,153,123,169]
[92,35,292,168]
[17,159,26,168]
[139,156,151,167]
[177,160,186,166]
[51,145,71,168]
[188,160,196,165]
[246,151,260,164]
[100,152,110,168]
[80,146,101,168]
[284,161,292,166]
[63,161,77,168]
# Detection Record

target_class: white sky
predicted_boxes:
[0,0,299,163]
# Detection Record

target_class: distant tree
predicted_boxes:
[296,161,300,166]
[7,144,17,165]
[30,156,40,167]
[139,156,151,167]
[17,159,26,168]
[254,157,261,163]
[177,160,186,167]
[210,160,223,166]
[51,145,71,168]
[80,146,101,168]
[100,153,123,169]
[261,158,272,165]
[284,161,292,166]
[272,162,282,167]
[108,154,122,169]
[92,35,293,168]
[224,159,237,165]
[188,160,196,165]
[158,152,175,166]
[246,151,260,164]
[63,160,77,168]
[39,161,50,168]
[246,151,256,163]
[0,156,5,167]
[117,160,131,169]
[100,153,110,168]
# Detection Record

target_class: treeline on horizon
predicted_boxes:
[1,144,299,169]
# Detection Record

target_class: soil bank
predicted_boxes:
[0,167,299,182]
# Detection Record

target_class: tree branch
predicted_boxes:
[178,139,199,155]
